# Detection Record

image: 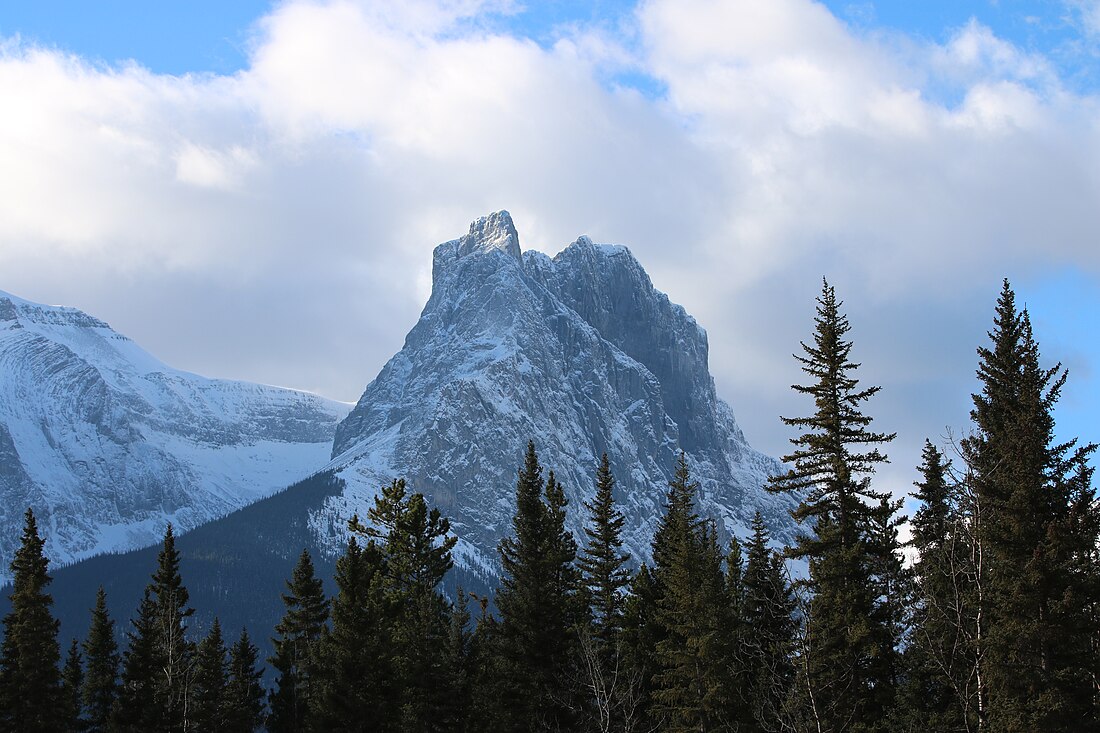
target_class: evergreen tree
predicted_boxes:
[740,513,796,733]
[352,477,458,732]
[898,442,978,731]
[441,587,472,731]
[223,629,265,733]
[192,618,228,733]
[579,453,631,642]
[766,279,899,733]
[81,587,119,733]
[268,549,329,733]
[649,454,734,732]
[61,638,84,732]
[0,508,63,733]
[309,535,394,730]
[621,564,661,732]
[113,590,160,732]
[578,454,636,731]
[964,281,1099,731]
[495,441,582,731]
[114,525,195,732]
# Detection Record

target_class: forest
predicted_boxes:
[0,279,1096,733]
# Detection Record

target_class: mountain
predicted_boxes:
[0,289,350,582]
[36,211,795,654]
[323,211,793,583]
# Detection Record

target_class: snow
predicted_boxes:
[0,290,350,582]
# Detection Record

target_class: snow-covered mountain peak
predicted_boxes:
[324,213,796,584]
[459,210,521,260]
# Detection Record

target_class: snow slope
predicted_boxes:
[0,290,349,582]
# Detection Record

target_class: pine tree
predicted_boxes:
[495,441,582,731]
[649,454,734,732]
[766,279,899,733]
[81,587,119,733]
[268,549,329,733]
[223,629,265,733]
[192,619,228,733]
[0,508,63,733]
[964,281,1099,731]
[61,638,84,732]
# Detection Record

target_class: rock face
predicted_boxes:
[325,211,794,581]
[0,290,349,582]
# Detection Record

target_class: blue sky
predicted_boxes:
[0,0,1096,484]
[5,1,1097,79]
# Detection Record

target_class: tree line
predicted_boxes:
[0,278,1096,732]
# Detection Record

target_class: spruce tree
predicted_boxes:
[898,442,978,731]
[152,524,195,731]
[223,629,265,733]
[578,454,635,731]
[766,279,898,733]
[268,549,329,733]
[964,281,1099,731]
[113,590,160,732]
[61,638,84,732]
[621,564,661,731]
[192,618,228,733]
[81,587,119,733]
[495,441,582,731]
[309,535,394,730]
[114,525,195,732]
[579,453,631,642]
[740,513,796,733]
[353,478,458,731]
[649,454,735,732]
[0,508,63,733]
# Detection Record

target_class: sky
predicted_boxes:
[0,0,1097,500]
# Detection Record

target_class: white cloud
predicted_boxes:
[0,0,1097,495]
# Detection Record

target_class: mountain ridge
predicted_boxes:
[0,288,350,582]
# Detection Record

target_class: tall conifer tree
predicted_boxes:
[898,441,978,731]
[741,512,796,733]
[766,279,899,733]
[310,535,394,730]
[579,454,631,642]
[964,281,1099,731]
[81,587,119,733]
[113,590,160,732]
[224,629,265,733]
[192,618,228,733]
[268,549,329,733]
[495,441,582,731]
[0,508,63,733]
[353,478,458,731]
[649,454,734,732]
[60,638,84,732]
[114,525,195,732]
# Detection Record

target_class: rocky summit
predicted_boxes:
[323,211,794,582]
[0,290,349,582]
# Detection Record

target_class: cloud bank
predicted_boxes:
[1,0,1097,496]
